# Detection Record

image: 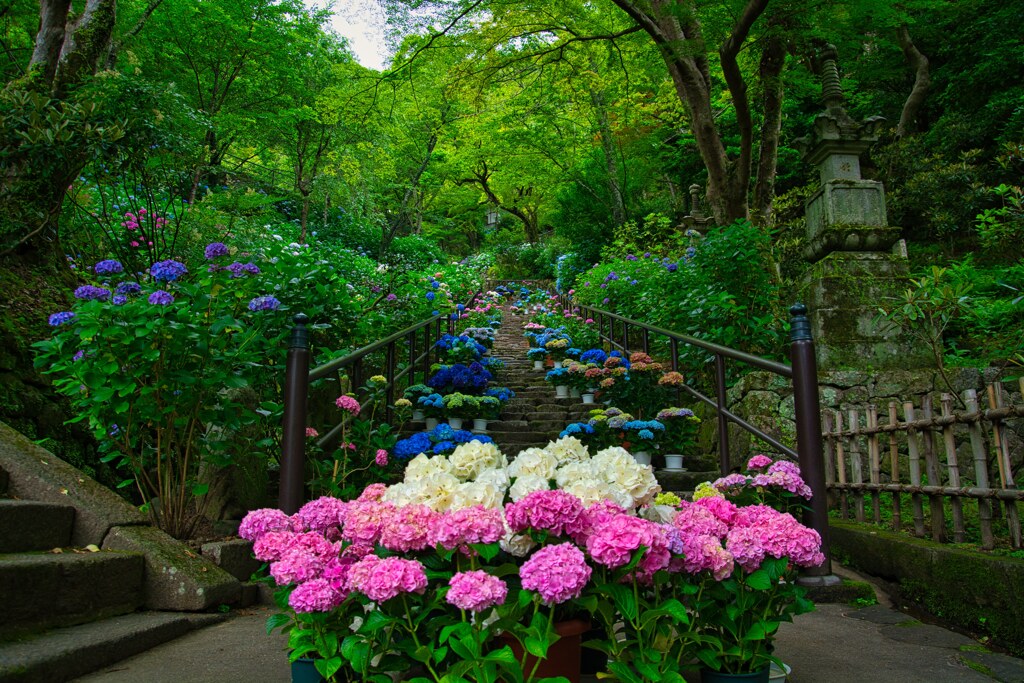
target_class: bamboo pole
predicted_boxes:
[835,410,848,520]
[920,395,947,542]
[888,401,902,533]
[849,408,865,522]
[964,389,995,550]
[904,401,926,538]
[867,405,882,524]
[940,394,965,543]
[991,383,1021,548]
[823,411,837,509]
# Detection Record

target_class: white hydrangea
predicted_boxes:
[555,460,596,489]
[450,481,504,510]
[404,453,454,482]
[594,453,660,506]
[543,436,590,465]
[641,504,677,524]
[508,474,551,501]
[381,482,419,507]
[500,518,536,557]
[449,441,507,481]
[411,472,461,511]
[508,448,558,481]
[474,467,510,491]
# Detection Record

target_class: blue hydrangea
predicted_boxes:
[112,295,128,306]
[433,441,455,454]
[425,291,436,302]
[248,295,281,312]
[150,260,188,282]
[394,432,431,459]
[204,242,229,259]
[94,259,123,275]
[638,429,654,440]
[48,311,76,326]
[580,349,608,365]
[226,261,260,278]
[115,281,142,296]
[148,290,174,306]
[74,285,111,301]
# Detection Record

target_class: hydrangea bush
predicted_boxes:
[245,437,823,680]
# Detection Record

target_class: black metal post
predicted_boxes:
[621,321,629,353]
[790,303,838,583]
[715,353,730,475]
[407,331,416,385]
[422,324,431,380]
[642,328,650,355]
[385,341,395,424]
[279,313,310,514]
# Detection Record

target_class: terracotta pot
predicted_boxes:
[500,619,589,683]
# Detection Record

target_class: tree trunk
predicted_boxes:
[588,77,626,225]
[896,24,930,138]
[27,0,72,86]
[299,194,310,244]
[52,0,116,98]
[752,35,785,227]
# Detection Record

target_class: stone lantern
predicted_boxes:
[797,45,929,369]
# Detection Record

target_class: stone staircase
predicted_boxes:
[482,310,593,454]
[0,425,236,682]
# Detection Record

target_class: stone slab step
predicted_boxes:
[654,470,720,492]
[0,611,224,683]
[0,500,75,553]
[0,550,145,640]
[486,430,562,445]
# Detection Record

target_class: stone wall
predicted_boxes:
[725,367,1024,476]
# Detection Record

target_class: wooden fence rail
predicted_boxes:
[823,380,1022,550]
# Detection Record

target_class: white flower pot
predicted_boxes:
[472,418,488,433]
[425,417,439,430]
[533,360,544,371]
[553,360,563,369]
[555,385,569,399]
[569,387,581,398]
[448,417,464,430]
[769,661,792,682]
[632,450,652,466]
[581,393,595,405]
[663,454,685,470]
[412,409,425,421]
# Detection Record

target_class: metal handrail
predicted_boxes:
[559,296,832,580]
[278,289,482,514]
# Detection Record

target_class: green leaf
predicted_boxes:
[265,612,291,634]
[745,570,772,590]
[314,656,343,679]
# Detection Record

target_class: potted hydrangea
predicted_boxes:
[545,366,571,399]
[656,407,701,470]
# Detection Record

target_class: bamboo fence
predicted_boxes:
[822,379,1024,550]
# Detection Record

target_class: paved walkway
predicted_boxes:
[74,598,1024,683]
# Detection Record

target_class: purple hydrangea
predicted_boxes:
[94,260,123,275]
[72,350,86,362]
[112,294,128,306]
[204,242,229,260]
[386,293,397,301]
[115,281,142,296]
[148,290,174,306]
[150,260,188,282]
[248,295,281,312]
[226,261,260,278]
[667,263,678,272]
[48,311,76,326]
[74,285,111,301]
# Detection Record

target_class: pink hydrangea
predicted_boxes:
[713,473,748,490]
[335,395,361,415]
[380,504,438,552]
[430,505,505,550]
[768,460,801,477]
[505,490,586,539]
[375,449,389,466]
[585,514,664,570]
[288,577,344,613]
[238,508,294,541]
[746,454,773,471]
[348,555,428,602]
[680,534,735,580]
[520,543,592,605]
[572,500,628,544]
[342,500,396,545]
[305,427,319,438]
[446,570,508,612]
[295,497,348,535]
[270,547,326,586]
[672,501,728,539]
[693,496,739,527]
[358,483,388,502]
[751,471,813,499]
[726,507,824,571]
[253,530,336,563]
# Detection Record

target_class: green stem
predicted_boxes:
[526,603,553,683]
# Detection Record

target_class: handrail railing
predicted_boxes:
[278,290,481,515]
[561,296,833,582]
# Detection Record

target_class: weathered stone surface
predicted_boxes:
[880,622,975,650]
[830,520,1024,655]
[0,421,146,546]
[0,499,74,552]
[201,539,260,582]
[102,525,241,611]
[0,550,144,639]
[0,611,197,683]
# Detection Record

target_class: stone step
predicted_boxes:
[0,611,224,683]
[0,500,75,553]
[0,550,145,640]
[485,430,562,445]
[654,470,720,493]
[0,464,8,496]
